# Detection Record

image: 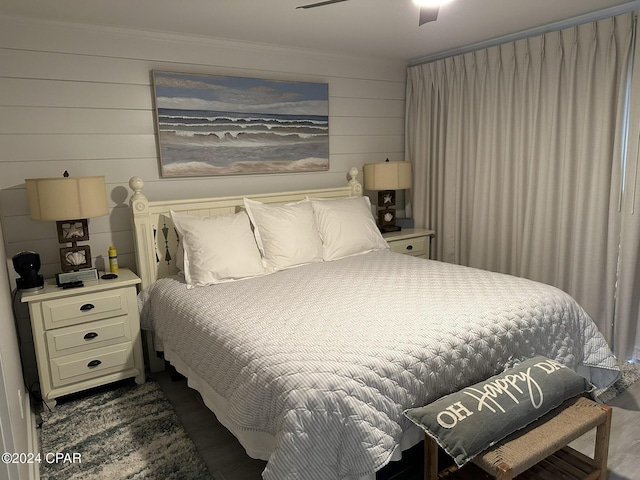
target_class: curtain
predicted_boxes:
[615,19,640,361]
[405,13,635,356]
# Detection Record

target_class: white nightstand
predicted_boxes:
[21,268,145,408]
[383,228,435,259]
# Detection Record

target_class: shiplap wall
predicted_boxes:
[0,15,406,279]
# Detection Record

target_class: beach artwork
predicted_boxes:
[152,71,329,177]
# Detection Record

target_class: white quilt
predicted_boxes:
[139,250,618,480]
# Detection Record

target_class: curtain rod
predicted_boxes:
[409,0,640,67]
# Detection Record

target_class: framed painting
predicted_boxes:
[152,71,330,177]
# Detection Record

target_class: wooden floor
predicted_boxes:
[155,367,640,480]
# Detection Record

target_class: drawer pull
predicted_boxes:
[406,245,413,251]
[83,332,99,340]
[87,359,102,368]
[80,303,95,312]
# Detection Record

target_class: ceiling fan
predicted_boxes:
[296,0,444,26]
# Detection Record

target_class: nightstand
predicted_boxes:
[383,228,435,259]
[21,268,145,408]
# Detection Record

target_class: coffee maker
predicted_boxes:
[12,251,44,291]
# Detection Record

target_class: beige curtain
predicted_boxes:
[406,13,635,357]
[615,19,640,361]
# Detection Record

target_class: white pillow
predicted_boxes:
[175,242,184,271]
[170,209,266,287]
[310,196,389,261]
[243,198,323,271]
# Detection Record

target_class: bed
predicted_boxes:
[130,168,619,480]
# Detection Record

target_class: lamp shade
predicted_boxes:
[26,176,108,221]
[363,161,412,191]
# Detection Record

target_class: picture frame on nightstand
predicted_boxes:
[59,245,92,272]
[378,209,397,229]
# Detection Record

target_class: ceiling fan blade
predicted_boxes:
[419,6,439,25]
[296,0,350,9]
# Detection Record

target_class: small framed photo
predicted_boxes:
[378,208,396,227]
[57,219,89,244]
[378,190,396,207]
[60,245,92,272]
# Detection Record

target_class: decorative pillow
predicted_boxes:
[243,198,323,271]
[171,210,266,287]
[403,356,595,468]
[310,196,388,261]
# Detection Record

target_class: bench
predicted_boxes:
[424,396,612,480]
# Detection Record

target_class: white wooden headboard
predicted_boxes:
[129,167,363,290]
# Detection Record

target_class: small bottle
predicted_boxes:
[108,246,119,274]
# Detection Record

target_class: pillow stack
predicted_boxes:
[244,198,323,271]
[172,195,389,287]
[171,209,266,287]
[309,196,388,261]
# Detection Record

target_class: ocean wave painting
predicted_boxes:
[152,71,329,177]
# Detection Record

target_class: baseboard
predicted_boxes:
[26,398,40,480]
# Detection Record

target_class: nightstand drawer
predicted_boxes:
[42,289,129,329]
[46,316,132,359]
[388,236,428,256]
[49,343,135,387]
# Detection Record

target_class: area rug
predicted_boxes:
[39,381,213,480]
[597,360,640,404]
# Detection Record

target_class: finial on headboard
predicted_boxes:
[129,176,149,214]
[348,167,362,196]
[129,177,144,196]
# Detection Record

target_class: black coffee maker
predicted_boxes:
[12,251,44,291]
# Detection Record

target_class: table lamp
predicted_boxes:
[26,172,108,273]
[363,159,412,233]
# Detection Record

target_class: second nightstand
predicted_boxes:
[383,228,435,259]
[21,268,145,408]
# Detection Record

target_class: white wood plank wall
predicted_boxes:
[0,15,406,279]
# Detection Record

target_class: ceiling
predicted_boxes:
[1,0,638,62]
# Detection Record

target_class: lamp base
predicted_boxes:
[59,244,92,272]
[379,225,401,233]
[56,218,94,272]
[377,206,400,233]
[56,268,99,285]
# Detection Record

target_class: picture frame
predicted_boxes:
[152,70,329,177]
[56,219,89,244]
[60,245,92,273]
[378,190,396,207]
[378,209,396,227]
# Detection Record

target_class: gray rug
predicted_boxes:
[40,381,213,480]
[597,360,640,403]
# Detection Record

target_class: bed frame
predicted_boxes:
[128,167,363,371]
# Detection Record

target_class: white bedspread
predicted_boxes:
[139,250,618,480]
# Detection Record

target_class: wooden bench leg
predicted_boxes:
[495,462,514,480]
[424,436,438,480]
[594,404,613,480]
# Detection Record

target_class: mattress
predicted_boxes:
[138,249,618,480]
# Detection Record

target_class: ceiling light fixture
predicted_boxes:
[296,0,450,26]
[413,0,454,7]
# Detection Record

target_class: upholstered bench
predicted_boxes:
[423,395,612,480]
